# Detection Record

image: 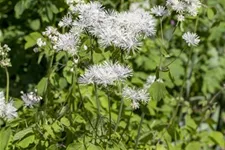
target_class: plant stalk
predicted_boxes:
[135,112,145,150]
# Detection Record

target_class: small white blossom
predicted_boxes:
[182,32,200,46]
[151,5,168,17]
[79,61,132,86]
[21,90,42,108]
[42,26,59,37]
[122,86,150,109]
[177,14,185,22]
[58,14,73,27]
[0,44,11,67]
[37,38,46,47]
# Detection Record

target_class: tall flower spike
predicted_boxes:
[182,32,200,46]
[79,61,132,86]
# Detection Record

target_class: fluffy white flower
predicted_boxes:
[58,14,73,27]
[0,91,18,120]
[79,61,132,86]
[37,38,46,47]
[151,5,168,17]
[53,33,80,55]
[21,90,42,108]
[182,32,200,46]
[4,102,18,119]
[71,2,156,52]
[71,2,107,30]
[122,86,150,109]
[171,1,186,13]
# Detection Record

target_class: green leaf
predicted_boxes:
[185,142,201,150]
[185,115,197,130]
[59,78,68,89]
[13,127,33,141]
[17,135,35,148]
[87,144,102,150]
[0,128,12,150]
[30,19,40,30]
[67,142,85,150]
[209,131,225,148]
[37,77,48,96]
[60,117,70,127]
[149,82,167,101]
[207,8,215,20]
[24,32,42,49]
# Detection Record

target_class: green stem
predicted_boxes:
[107,91,112,140]
[4,67,9,102]
[94,83,100,142]
[135,112,145,150]
[115,98,124,132]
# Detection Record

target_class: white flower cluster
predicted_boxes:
[144,75,163,89]
[0,92,18,120]
[122,87,149,109]
[182,32,200,46]
[20,90,42,108]
[0,44,11,68]
[166,0,201,18]
[42,26,80,55]
[70,2,156,52]
[79,61,132,86]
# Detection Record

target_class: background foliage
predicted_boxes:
[0,0,225,149]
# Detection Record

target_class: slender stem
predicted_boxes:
[94,83,100,143]
[115,98,124,132]
[4,67,9,102]
[107,91,112,140]
[135,112,145,150]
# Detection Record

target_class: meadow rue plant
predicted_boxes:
[182,32,200,46]
[79,61,132,86]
